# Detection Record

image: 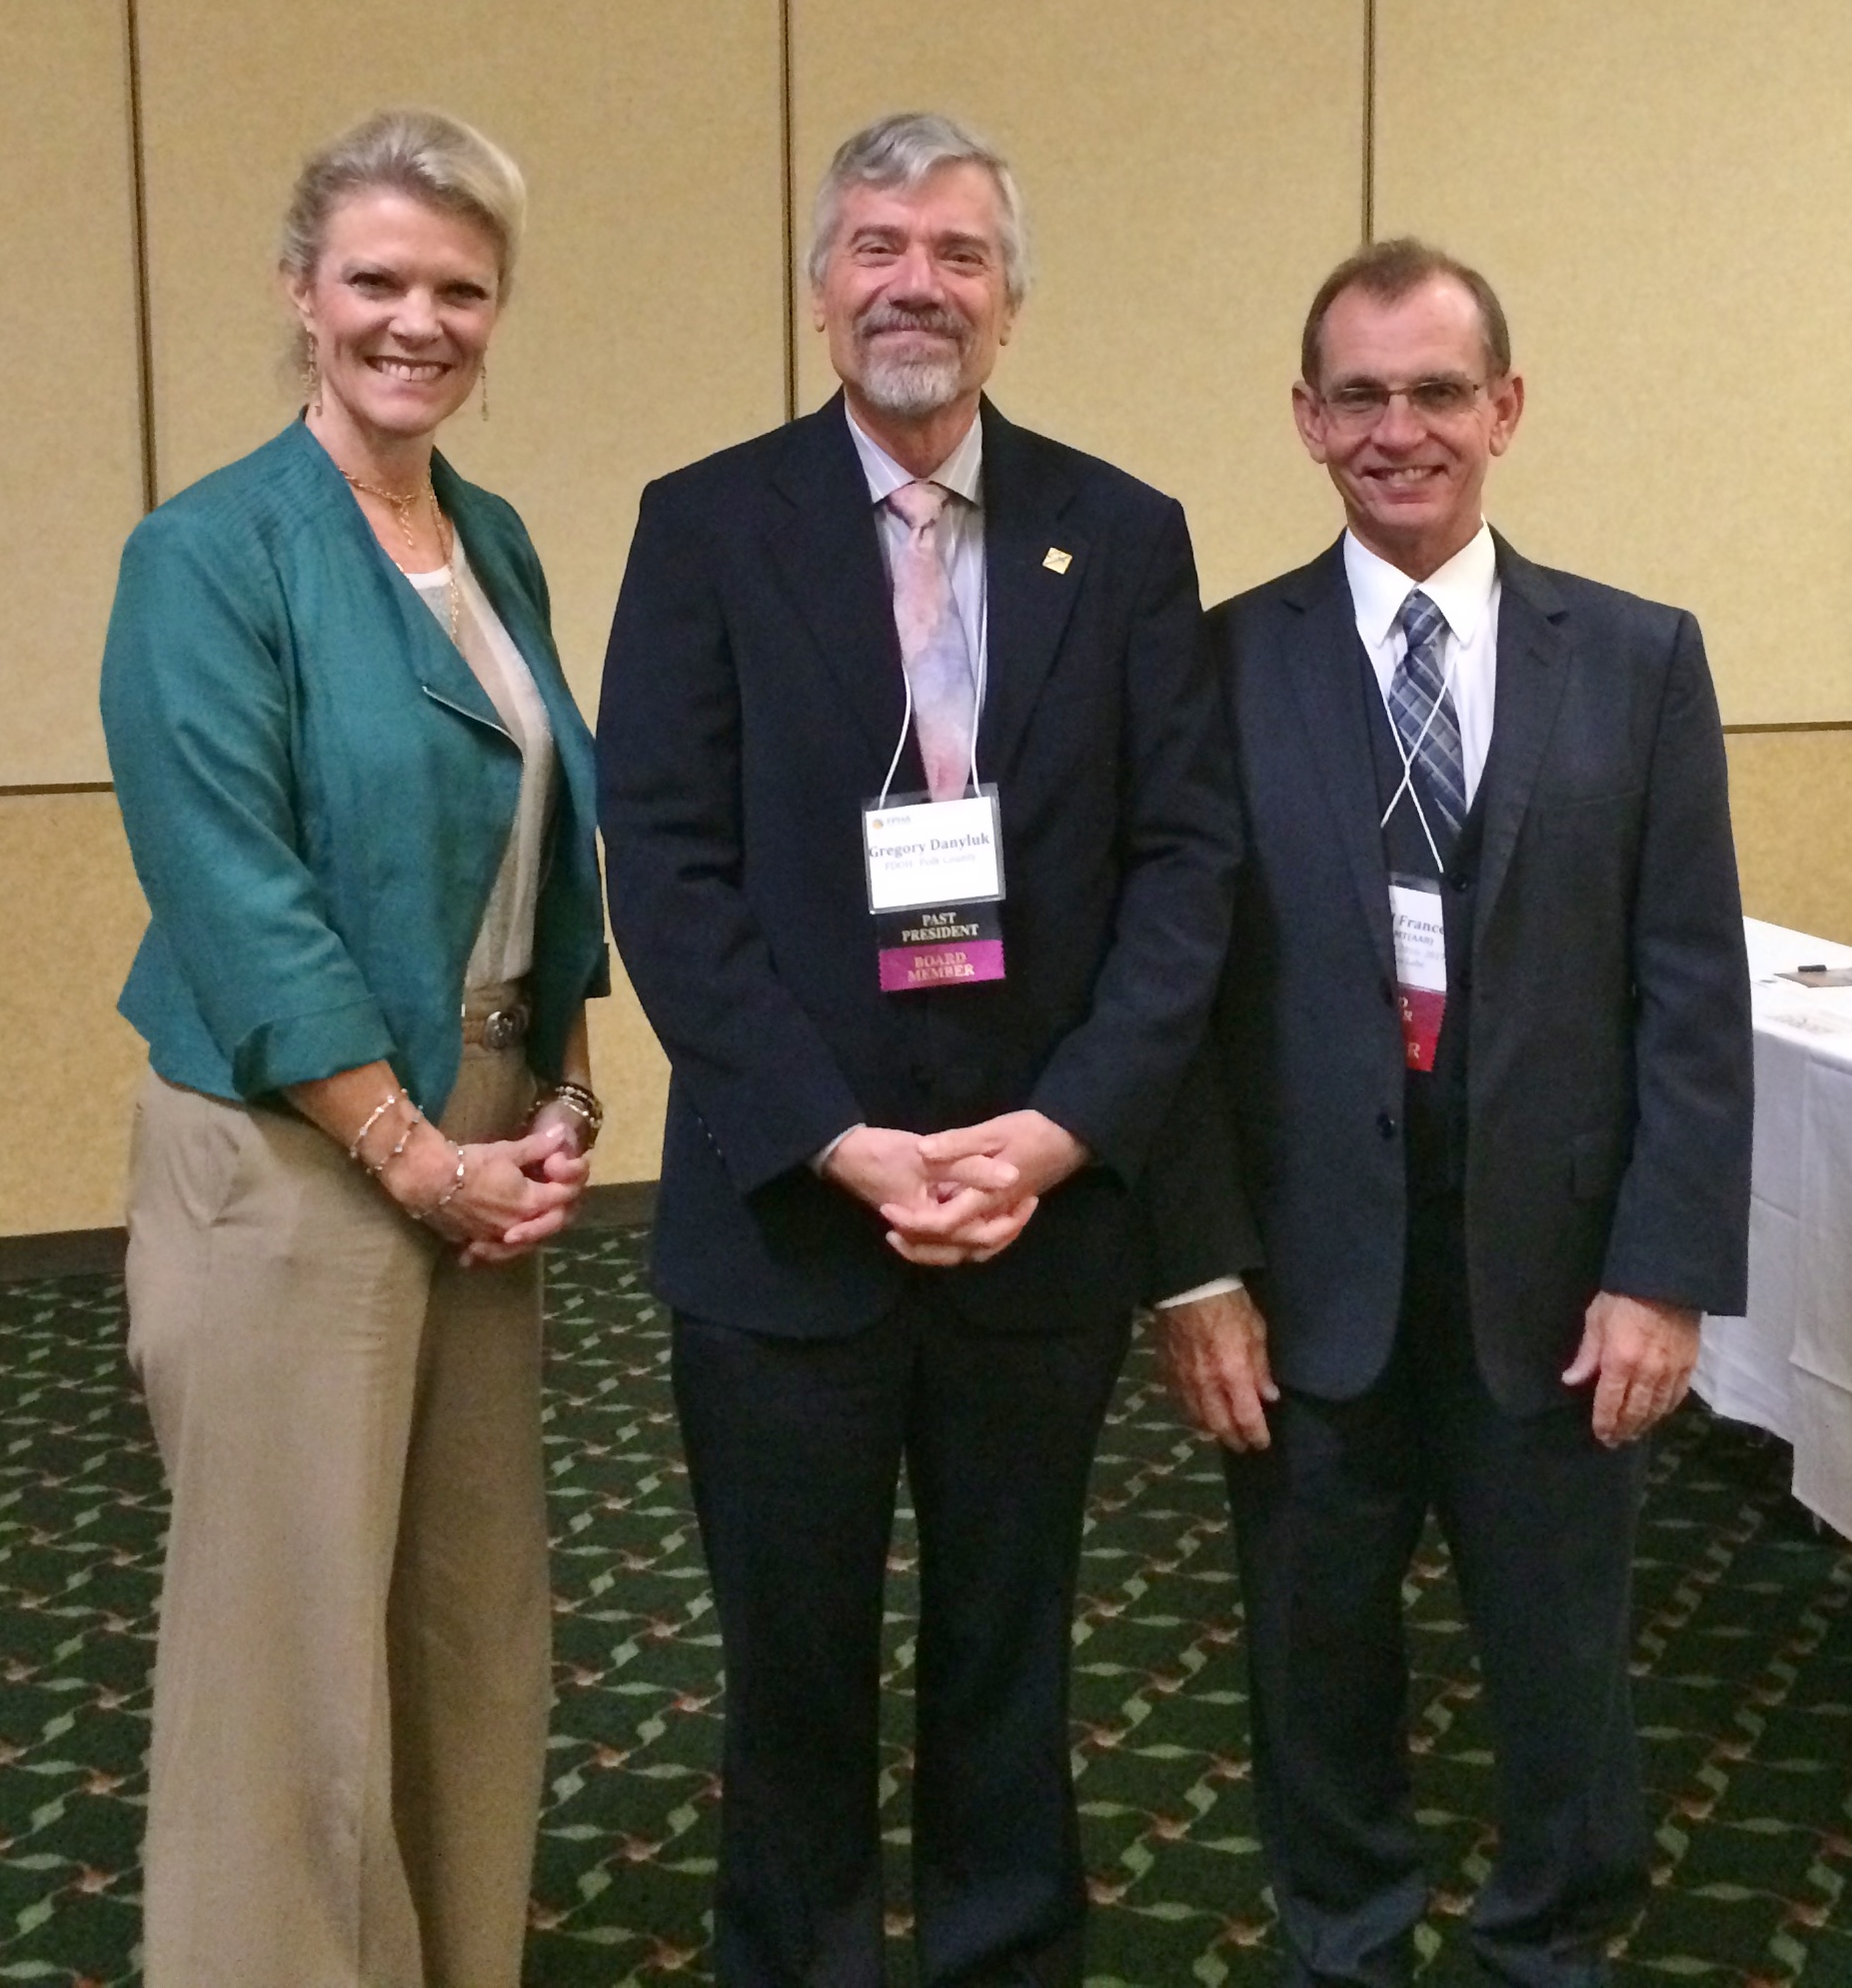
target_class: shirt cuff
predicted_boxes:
[812,1123,865,1174]
[1154,1275,1244,1309]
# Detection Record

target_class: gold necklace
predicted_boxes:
[341,468,461,646]
[340,469,431,551]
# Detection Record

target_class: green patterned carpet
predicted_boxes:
[1,1227,1848,1985]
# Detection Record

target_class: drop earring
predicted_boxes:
[302,338,323,418]
[479,356,490,422]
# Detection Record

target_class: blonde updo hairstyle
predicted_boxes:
[281,107,527,371]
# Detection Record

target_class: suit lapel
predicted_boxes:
[1281,543,1395,982]
[974,401,1084,785]
[1475,537,1570,941]
[766,396,911,772]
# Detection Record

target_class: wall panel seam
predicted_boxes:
[780,0,797,424]
[0,784,118,799]
[1361,0,1376,243]
[124,0,158,513]
[1723,722,1852,736]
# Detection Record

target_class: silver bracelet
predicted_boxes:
[348,1089,402,1165]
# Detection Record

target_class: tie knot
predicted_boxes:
[888,480,947,532]
[1397,588,1446,655]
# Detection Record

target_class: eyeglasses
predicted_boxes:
[1317,377,1487,430]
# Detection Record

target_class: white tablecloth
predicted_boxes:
[1694,918,1852,1538]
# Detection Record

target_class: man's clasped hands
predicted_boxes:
[823,1109,1089,1265]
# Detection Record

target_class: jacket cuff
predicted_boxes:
[230,997,398,1098]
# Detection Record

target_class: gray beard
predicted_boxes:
[858,348,964,418]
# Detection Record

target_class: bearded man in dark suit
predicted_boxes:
[599,113,1235,1986]
[1146,240,1753,1987]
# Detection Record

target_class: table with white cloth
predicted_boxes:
[1694,917,1852,1539]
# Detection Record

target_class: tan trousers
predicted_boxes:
[125,1038,551,1988]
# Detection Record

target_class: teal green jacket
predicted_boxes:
[101,421,609,1117]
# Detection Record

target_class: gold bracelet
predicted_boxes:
[421,1144,467,1219]
[369,1103,427,1179]
[348,1089,402,1165]
[536,1080,604,1147]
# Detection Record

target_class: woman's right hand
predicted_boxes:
[386,1118,584,1263]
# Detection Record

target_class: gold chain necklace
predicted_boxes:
[340,468,461,646]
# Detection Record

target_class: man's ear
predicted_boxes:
[1290,381,1329,466]
[1487,370,1525,458]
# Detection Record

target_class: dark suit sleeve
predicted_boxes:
[1135,589,1264,1299]
[1027,498,1241,1181]
[1601,610,1753,1311]
[599,478,865,1195]
[1136,1023,1265,1301]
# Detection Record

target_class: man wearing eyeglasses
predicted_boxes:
[1145,239,1752,1985]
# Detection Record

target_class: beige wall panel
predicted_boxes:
[0,7,144,784]
[1726,731,1852,945]
[140,0,785,710]
[792,0,1365,608]
[0,795,150,1235]
[137,0,793,1171]
[1376,0,1852,725]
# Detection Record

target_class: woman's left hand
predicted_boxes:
[456,1115,591,1267]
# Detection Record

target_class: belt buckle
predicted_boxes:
[482,1006,525,1051]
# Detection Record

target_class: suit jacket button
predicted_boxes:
[1376,1110,1397,1139]
[1450,872,1471,893]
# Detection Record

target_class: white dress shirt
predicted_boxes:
[1157,522,1502,1310]
[847,402,989,756]
[1343,521,1500,808]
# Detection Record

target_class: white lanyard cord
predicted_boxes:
[877,673,914,811]
[877,542,988,812]
[1377,626,1463,875]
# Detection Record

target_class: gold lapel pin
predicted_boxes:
[1042,547,1072,575]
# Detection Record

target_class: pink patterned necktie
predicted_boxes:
[887,479,976,802]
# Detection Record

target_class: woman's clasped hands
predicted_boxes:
[391,1112,590,1267]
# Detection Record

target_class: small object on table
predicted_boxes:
[1778,966,1852,988]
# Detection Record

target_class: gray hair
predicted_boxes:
[806,111,1030,309]
[280,107,527,300]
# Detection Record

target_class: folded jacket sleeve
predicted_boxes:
[100,509,397,1095]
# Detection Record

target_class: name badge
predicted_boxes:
[864,791,1006,993]
[1388,875,1446,1071]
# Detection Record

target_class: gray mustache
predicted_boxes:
[859,308,965,339]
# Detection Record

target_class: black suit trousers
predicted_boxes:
[1226,1202,1650,1988]
[673,1285,1130,1988]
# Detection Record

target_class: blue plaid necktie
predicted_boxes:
[1390,590,1467,846]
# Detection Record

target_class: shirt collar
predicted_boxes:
[1343,521,1496,648]
[846,401,984,510]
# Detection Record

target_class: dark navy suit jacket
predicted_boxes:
[1145,536,1753,1415]
[600,394,1238,1337]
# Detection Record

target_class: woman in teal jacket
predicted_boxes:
[100,109,607,1988]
